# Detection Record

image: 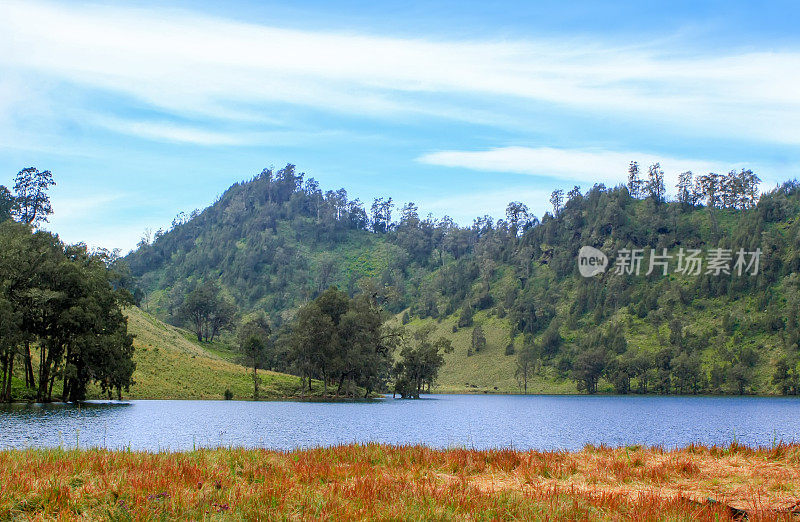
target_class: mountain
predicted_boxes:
[126,164,800,395]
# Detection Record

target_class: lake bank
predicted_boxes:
[2,443,798,520]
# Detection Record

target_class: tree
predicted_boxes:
[549,189,564,216]
[12,167,55,226]
[457,302,474,328]
[505,201,530,237]
[237,313,271,399]
[178,282,237,342]
[627,161,642,198]
[370,197,393,233]
[676,171,694,207]
[208,297,237,342]
[290,302,334,396]
[567,185,582,202]
[645,163,666,203]
[335,293,400,397]
[179,283,216,342]
[471,325,487,354]
[572,338,607,394]
[606,353,633,394]
[393,324,453,398]
[515,340,537,393]
[0,222,135,402]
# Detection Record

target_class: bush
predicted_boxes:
[505,343,515,356]
[224,388,233,400]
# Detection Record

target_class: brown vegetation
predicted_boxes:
[1,443,799,520]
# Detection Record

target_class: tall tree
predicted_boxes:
[471,325,487,354]
[237,313,271,399]
[393,324,452,398]
[549,189,564,216]
[646,163,666,203]
[12,167,55,226]
[515,340,537,393]
[179,282,236,342]
[627,161,642,198]
[370,197,393,233]
[0,222,134,402]
[676,171,694,207]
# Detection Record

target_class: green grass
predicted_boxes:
[85,307,322,401]
[397,286,786,396]
[396,311,577,395]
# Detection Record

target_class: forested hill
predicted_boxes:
[127,164,800,395]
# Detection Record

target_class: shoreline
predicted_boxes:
[5,390,800,405]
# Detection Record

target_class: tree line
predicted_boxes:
[1,168,135,402]
[176,281,452,399]
[127,160,800,396]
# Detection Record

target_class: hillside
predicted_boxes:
[86,307,317,400]
[126,165,800,395]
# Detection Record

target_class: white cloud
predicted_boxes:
[95,118,247,146]
[0,1,798,143]
[418,146,779,189]
[50,192,125,221]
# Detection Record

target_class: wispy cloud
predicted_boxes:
[94,118,248,146]
[48,192,125,221]
[0,1,798,144]
[418,146,780,188]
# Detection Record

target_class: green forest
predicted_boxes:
[0,169,135,402]
[4,163,800,400]
[122,162,800,396]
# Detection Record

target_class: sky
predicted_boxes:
[1,0,799,253]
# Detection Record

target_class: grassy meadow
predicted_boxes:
[2,443,799,520]
[397,286,787,396]
[399,310,577,394]
[83,307,321,401]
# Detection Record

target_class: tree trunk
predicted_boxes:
[1,352,8,402]
[252,365,259,400]
[37,348,50,402]
[3,352,13,402]
[336,374,346,397]
[24,341,35,388]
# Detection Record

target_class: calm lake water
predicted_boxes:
[2,395,800,451]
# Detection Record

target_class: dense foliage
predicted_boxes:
[1,169,135,402]
[0,222,135,402]
[128,163,800,395]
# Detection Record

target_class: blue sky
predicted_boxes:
[1,0,799,252]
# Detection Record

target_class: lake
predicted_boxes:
[2,395,800,451]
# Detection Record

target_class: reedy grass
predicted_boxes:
[2,442,799,520]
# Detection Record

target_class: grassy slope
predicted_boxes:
[86,307,315,401]
[399,290,784,395]
[397,312,577,394]
[2,443,798,519]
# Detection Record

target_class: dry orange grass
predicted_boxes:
[1,443,799,520]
